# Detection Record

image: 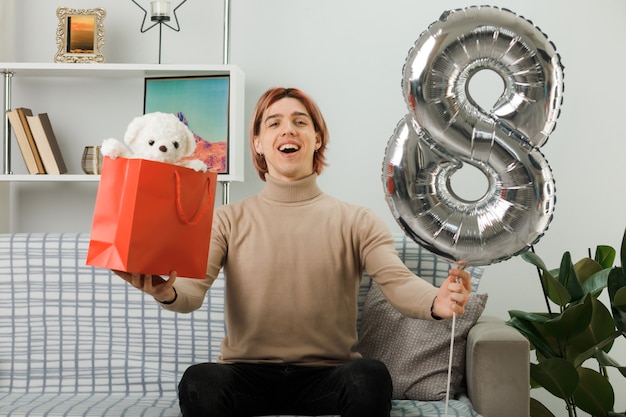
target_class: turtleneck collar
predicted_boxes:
[260,173,323,203]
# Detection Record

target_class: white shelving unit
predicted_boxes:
[0,62,245,233]
[0,174,100,182]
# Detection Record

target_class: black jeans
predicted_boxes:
[178,358,392,417]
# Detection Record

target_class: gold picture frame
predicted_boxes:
[54,7,106,63]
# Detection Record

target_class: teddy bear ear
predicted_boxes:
[124,115,145,145]
[181,123,197,156]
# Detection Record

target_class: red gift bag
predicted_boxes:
[86,156,217,279]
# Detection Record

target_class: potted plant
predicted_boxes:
[507,228,626,417]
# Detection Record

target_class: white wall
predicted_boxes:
[2,1,625,414]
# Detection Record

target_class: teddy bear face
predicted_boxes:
[124,112,196,164]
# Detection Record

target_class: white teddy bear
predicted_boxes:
[101,112,207,172]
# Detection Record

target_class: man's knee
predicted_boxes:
[338,359,392,416]
[343,359,392,398]
[180,363,211,393]
[346,358,392,384]
[179,363,234,416]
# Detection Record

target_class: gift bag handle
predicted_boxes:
[174,171,213,225]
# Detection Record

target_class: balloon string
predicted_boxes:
[444,310,456,417]
[444,267,464,417]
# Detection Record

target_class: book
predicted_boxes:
[25,113,68,175]
[15,108,46,173]
[6,109,45,174]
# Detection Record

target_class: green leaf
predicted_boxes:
[573,367,614,417]
[574,332,621,372]
[543,294,593,340]
[608,268,626,335]
[615,287,626,311]
[531,358,578,399]
[595,348,626,378]
[508,310,551,324]
[522,251,550,273]
[521,252,570,306]
[542,270,571,307]
[530,398,557,417]
[576,257,605,283]
[581,268,611,298]
[621,228,626,277]
[559,252,585,303]
[595,245,616,269]
[608,268,626,308]
[568,299,617,367]
[508,313,559,358]
[530,375,542,389]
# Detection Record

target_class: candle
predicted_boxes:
[151,1,171,21]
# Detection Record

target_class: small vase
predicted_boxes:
[81,146,103,175]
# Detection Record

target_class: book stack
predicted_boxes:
[5,108,68,175]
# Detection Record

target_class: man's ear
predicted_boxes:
[253,136,263,155]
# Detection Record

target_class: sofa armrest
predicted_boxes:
[465,315,530,417]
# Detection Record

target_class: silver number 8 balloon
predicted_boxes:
[383,6,565,266]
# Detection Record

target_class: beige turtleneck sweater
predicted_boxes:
[159,174,438,366]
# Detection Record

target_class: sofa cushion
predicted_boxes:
[356,283,488,401]
[0,233,226,417]
[0,393,180,416]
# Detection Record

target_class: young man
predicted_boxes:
[114,87,471,417]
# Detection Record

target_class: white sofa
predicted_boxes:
[0,233,529,417]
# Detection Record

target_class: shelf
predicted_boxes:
[1,62,244,232]
[0,62,239,78]
[0,174,100,182]
[1,62,245,182]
